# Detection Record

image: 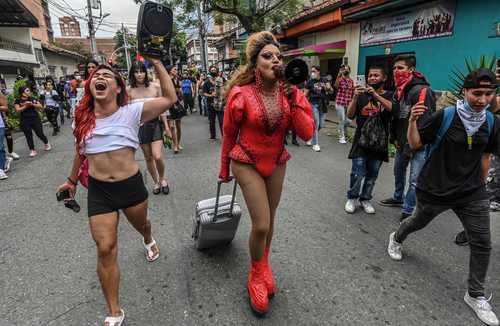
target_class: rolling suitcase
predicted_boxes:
[192,179,242,250]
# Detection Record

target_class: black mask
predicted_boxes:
[210,72,217,78]
[369,81,384,90]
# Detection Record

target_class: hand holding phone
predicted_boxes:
[356,75,366,88]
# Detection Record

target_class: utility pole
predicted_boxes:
[87,0,98,60]
[122,24,131,73]
[197,2,208,72]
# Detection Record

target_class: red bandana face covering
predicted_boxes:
[394,70,413,100]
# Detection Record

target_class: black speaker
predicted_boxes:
[285,59,309,85]
[137,1,173,59]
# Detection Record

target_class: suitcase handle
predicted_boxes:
[213,177,237,221]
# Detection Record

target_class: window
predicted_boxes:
[35,48,45,64]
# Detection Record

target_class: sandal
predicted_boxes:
[104,309,125,326]
[161,180,170,195]
[64,199,81,213]
[144,238,160,262]
[152,184,161,195]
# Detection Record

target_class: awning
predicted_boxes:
[283,40,346,58]
[0,0,39,27]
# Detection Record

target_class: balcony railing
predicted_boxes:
[0,37,33,54]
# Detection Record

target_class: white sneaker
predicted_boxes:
[344,199,356,214]
[44,143,52,151]
[339,137,347,144]
[464,292,499,326]
[29,150,37,157]
[4,156,12,173]
[360,200,376,214]
[306,140,312,146]
[9,152,20,160]
[388,232,403,260]
[0,169,7,180]
[312,144,321,152]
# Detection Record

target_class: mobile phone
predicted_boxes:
[356,75,366,88]
[56,189,70,201]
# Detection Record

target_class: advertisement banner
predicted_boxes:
[360,0,456,47]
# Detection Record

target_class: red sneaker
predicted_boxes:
[247,259,269,316]
[263,247,276,298]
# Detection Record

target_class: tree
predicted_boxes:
[113,28,137,71]
[207,0,306,33]
[133,0,305,34]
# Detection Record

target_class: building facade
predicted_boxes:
[352,0,500,90]
[21,0,53,43]
[186,37,218,70]
[55,37,117,63]
[59,16,81,37]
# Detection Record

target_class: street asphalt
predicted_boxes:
[1,111,500,326]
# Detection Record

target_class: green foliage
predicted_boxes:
[135,0,305,34]
[6,94,20,130]
[449,54,498,101]
[114,29,138,71]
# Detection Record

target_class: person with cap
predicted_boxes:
[387,68,500,326]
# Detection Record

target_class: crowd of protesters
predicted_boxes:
[1,45,500,326]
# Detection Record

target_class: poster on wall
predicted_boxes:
[360,0,456,47]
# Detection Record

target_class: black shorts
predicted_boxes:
[87,171,148,217]
[139,119,163,144]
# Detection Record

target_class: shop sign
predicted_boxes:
[360,0,456,47]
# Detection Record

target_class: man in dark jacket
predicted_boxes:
[379,54,436,221]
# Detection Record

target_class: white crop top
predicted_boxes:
[83,102,144,155]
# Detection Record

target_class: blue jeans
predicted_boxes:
[335,104,350,139]
[393,149,427,215]
[0,127,5,171]
[347,156,383,201]
[312,103,325,146]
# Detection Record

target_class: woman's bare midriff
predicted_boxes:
[87,147,139,182]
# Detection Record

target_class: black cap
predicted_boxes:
[463,68,498,89]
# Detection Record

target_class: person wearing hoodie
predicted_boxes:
[379,54,436,221]
[388,68,500,326]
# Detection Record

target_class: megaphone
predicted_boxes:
[284,59,309,85]
[137,1,173,59]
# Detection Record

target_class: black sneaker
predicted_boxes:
[379,198,404,207]
[454,230,469,246]
[400,212,411,222]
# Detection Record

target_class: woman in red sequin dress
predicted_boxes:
[219,31,314,316]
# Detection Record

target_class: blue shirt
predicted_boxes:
[181,79,192,95]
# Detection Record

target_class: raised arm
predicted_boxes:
[407,101,426,150]
[141,58,177,122]
[347,87,363,119]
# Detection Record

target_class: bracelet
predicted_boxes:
[67,177,78,186]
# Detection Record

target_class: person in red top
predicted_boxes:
[219,31,314,316]
[334,64,354,144]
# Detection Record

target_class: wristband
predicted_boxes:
[67,177,78,186]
